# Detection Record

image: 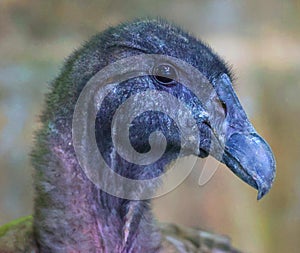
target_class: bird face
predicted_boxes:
[75,19,275,199]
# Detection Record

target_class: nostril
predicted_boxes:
[203,120,212,129]
[220,101,227,117]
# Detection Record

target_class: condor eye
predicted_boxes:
[152,63,177,87]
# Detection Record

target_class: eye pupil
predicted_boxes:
[155,75,173,84]
[153,64,177,86]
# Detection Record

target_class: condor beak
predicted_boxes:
[205,74,276,199]
[223,132,276,200]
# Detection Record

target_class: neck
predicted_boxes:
[32,117,161,253]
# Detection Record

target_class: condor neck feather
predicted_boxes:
[31,39,162,252]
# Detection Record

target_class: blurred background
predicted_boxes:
[0,1,299,252]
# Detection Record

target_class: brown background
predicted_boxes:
[0,1,299,252]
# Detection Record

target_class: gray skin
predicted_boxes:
[0,18,275,253]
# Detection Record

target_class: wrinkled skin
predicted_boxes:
[0,18,275,253]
